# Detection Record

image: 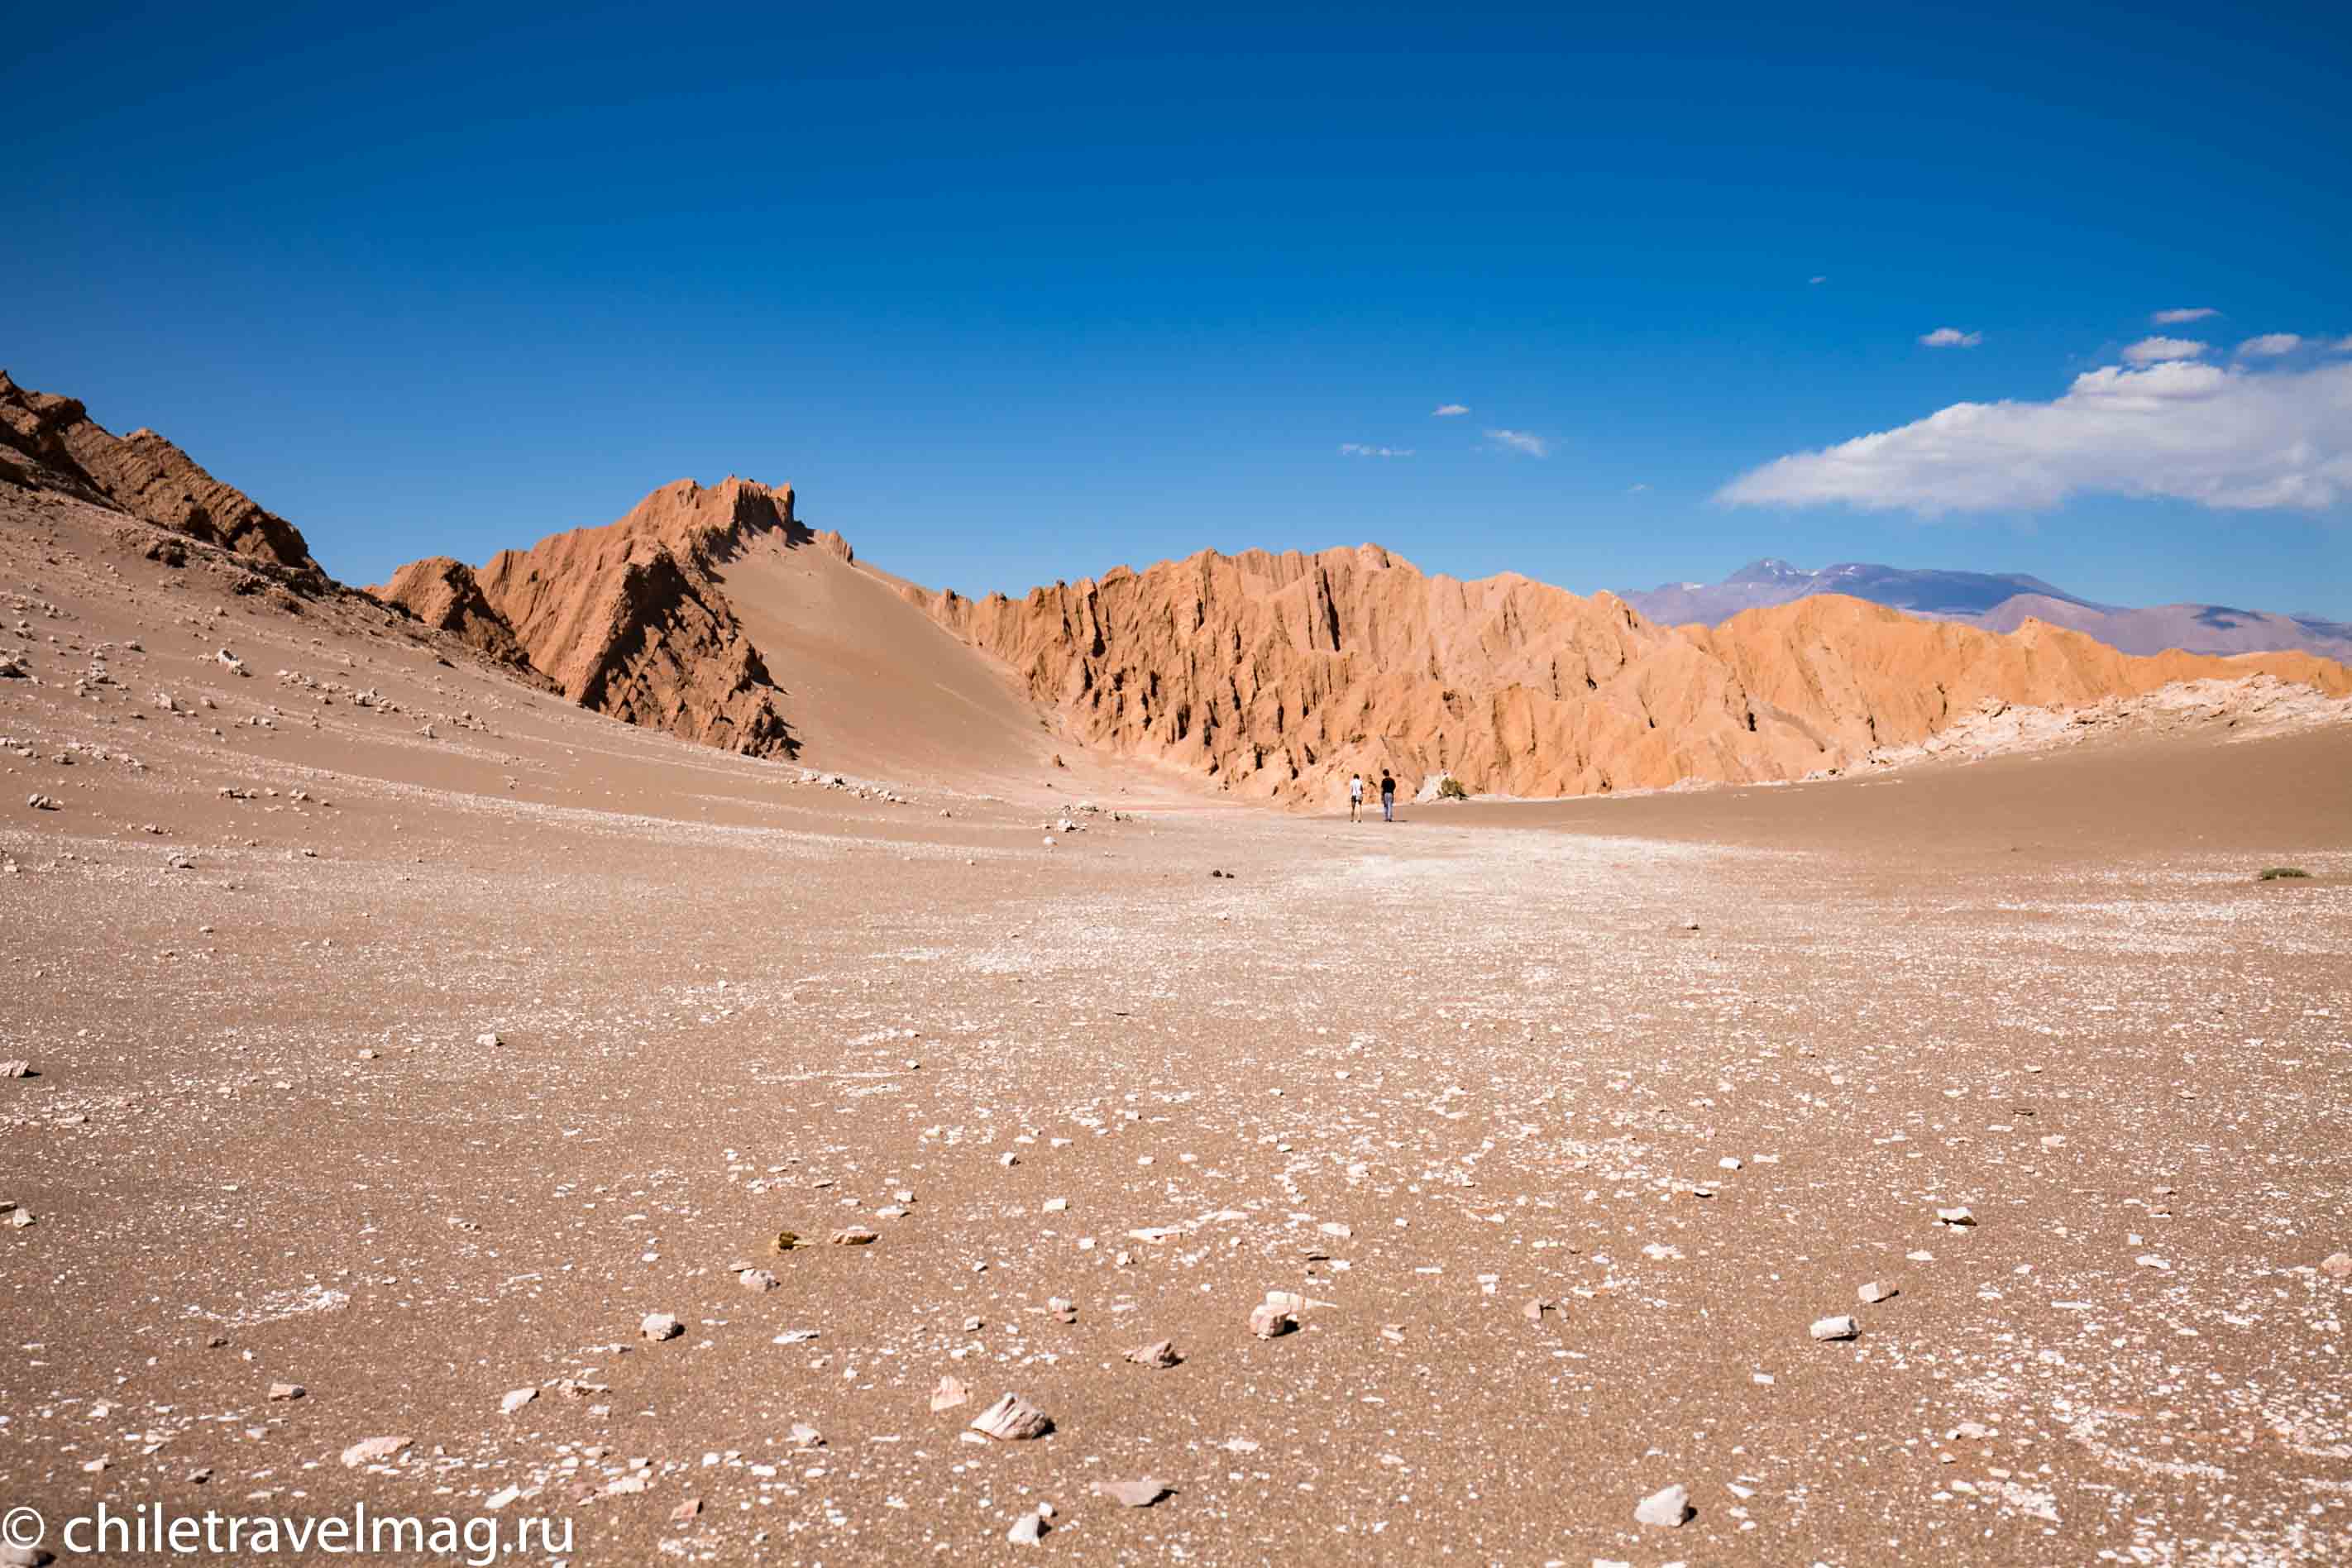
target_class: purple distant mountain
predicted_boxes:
[1621,559,2352,660]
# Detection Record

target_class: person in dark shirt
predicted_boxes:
[1379,771,1396,821]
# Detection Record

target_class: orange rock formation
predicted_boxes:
[0,370,322,579]
[378,478,813,757]
[900,544,2351,801]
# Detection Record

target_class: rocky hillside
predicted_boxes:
[900,545,2352,802]
[0,370,323,581]
[376,478,828,758]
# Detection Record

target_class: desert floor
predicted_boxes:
[4,498,2350,1566]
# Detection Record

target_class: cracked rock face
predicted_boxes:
[896,543,2350,806]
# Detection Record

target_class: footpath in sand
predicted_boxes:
[3,489,2350,1566]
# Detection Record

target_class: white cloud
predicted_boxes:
[1431,403,1470,417]
[2152,307,2218,324]
[1627,482,1651,493]
[1715,358,2352,514]
[1338,442,1413,458]
[2333,335,2352,354]
[1484,428,1550,458]
[1919,327,1982,348]
[1809,275,1827,284]
[2236,332,2303,357]
[2121,336,2207,365]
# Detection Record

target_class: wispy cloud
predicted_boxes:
[2152,307,2218,325]
[2121,335,2207,365]
[1431,403,1470,417]
[1809,275,1828,284]
[1338,442,1413,458]
[1716,358,2352,514]
[1484,428,1549,458]
[1627,482,1651,493]
[1919,327,1983,348]
[2333,335,2352,354]
[2236,332,2303,357]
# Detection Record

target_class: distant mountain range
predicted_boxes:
[1620,559,2352,659]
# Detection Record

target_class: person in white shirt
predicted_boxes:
[1348,772,1365,822]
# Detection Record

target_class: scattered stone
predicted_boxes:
[0,1060,30,1078]
[1048,1297,1078,1323]
[1936,1207,1977,1227]
[789,1422,825,1448]
[1249,1302,1295,1339]
[267,1382,304,1401]
[1634,1482,1693,1527]
[1523,1298,1552,1322]
[1093,1477,1169,1508]
[340,1435,411,1468]
[2324,1252,2352,1279]
[476,1032,503,1048]
[931,1375,972,1412]
[1809,1315,1861,1341]
[7,1209,34,1229]
[738,1269,780,1293]
[1857,1281,1897,1303]
[970,1393,1054,1441]
[26,794,60,810]
[772,1231,802,1252]
[1719,1156,1743,1170]
[500,1388,538,1415]
[831,1225,878,1245]
[1006,1510,1048,1545]
[669,1497,702,1524]
[1124,1339,1182,1368]
[640,1312,684,1341]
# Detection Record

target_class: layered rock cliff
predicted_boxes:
[901,544,2352,802]
[0,370,323,581]
[377,477,824,757]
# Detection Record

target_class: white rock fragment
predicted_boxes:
[1809,1315,1860,1341]
[1249,1302,1295,1339]
[641,1312,684,1341]
[1857,1281,1897,1303]
[500,1388,538,1415]
[340,1436,411,1468]
[970,1393,1054,1441]
[1936,1207,1977,1227]
[2324,1252,2352,1279]
[1006,1509,1048,1545]
[931,1376,971,1412]
[1093,1477,1168,1508]
[1634,1482,1692,1527]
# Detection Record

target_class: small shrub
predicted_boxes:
[2255,867,2312,882]
[1437,775,1470,801]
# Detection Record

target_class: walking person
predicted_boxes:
[1379,770,1396,822]
[1349,772,1365,822]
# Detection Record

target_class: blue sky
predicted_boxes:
[6,1,2349,614]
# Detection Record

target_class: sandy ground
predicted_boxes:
[4,492,2350,1567]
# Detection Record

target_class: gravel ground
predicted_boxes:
[3,492,2349,1566]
